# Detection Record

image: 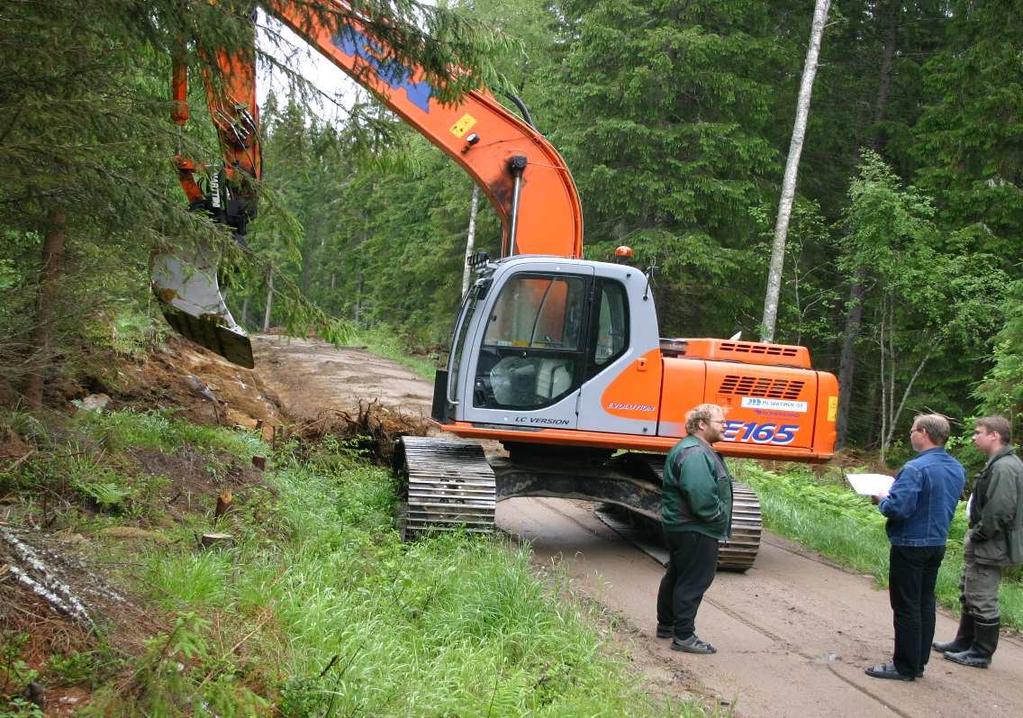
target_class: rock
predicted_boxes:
[200,532,233,549]
[72,393,111,413]
[185,375,218,402]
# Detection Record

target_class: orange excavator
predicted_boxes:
[154,0,839,570]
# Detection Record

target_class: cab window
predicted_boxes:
[589,279,628,375]
[474,274,588,410]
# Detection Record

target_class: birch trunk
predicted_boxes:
[461,185,481,298]
[262,269,274,333]
[760,0,831,342]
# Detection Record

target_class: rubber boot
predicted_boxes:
[933,612,975,653]
[945,618,999,669]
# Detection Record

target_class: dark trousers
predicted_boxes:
[656,530,720,640]
[889,544,946,676]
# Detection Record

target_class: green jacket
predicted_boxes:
[968,446,1023,566]
[660,435,733,540]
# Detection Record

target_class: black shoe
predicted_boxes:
[656,624,672,639]
[933,612,975,653]
[945,618,998,669]
[865,662,914,681]
[671,635,716,654]
[944,649,990,669]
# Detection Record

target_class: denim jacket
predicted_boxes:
[879,447,966,547]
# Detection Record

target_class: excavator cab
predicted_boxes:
[437,256,661,436]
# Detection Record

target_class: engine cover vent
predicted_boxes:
[718,375,806,400]
[660,338,811,368]
[720,342,799,358]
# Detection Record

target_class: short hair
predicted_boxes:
[685,403,724,435]
[975,415,1012,445]
[913,413,950,445]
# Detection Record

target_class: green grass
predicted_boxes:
[2,409,260,527]
[66,414,708,716]
[345,325,439,380]
[736,461,1023,631]
[78,409,263,459]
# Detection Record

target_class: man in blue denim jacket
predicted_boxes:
[865,413,966,681]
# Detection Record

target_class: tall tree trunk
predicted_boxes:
[871,0,898,154]
[760,0,831,342]
[354,271,364,325]
[241,296,250,330]
[461,185,481,298]
[25,208,67,409]
[262,269,274,333]
[835,3,899,447]
[300,235,326,296]
[835,277,865,448]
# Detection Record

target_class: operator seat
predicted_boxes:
[536,359,572,401]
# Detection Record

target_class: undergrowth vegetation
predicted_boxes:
[737,462,1023,630]
[3,410,706,716]
[345,325,440,380]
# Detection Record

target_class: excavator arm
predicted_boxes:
[153,0,583,367]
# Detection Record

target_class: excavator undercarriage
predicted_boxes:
[393,436,763,572]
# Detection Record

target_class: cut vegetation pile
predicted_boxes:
[290,401,432,466]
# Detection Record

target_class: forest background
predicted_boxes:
[1,0,1021,456]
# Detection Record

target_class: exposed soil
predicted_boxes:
[252,335,434,423]
[94,334,284,429]
[248,335,1023,718]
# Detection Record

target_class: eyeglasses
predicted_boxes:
[910,427,922,434]
[708,419,726,426]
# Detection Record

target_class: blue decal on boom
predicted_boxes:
[334,26,433,113]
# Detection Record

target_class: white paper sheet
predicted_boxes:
[846,473,895,497]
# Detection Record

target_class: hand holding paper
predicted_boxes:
[846,473,895,498]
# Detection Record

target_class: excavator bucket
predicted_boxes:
[150,242,254,368]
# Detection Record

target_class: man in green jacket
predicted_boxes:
[935,415,1023,669]
[656,403,733,654]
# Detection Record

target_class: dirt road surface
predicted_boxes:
[253,336,1023,717]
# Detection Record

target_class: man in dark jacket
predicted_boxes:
[937,415,1023,669]
[656,403,732,654]
[865,413,966,681]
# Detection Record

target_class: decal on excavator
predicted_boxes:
[739,397,807,413]
[449,113,477,138]
[722,420,800,446]
[333,26,433,112]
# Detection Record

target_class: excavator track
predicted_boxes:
[722,483,763,572]
[394,436,496,539]
[635,455,762,572]
[392,439,760,571]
